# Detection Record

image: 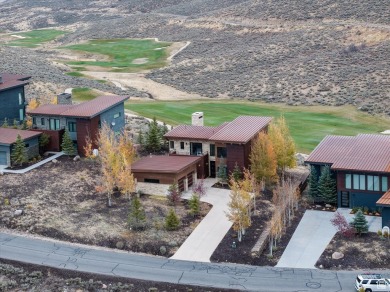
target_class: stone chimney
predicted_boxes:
[57,92,72,105]
[192,112,204,126]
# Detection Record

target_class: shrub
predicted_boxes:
[128,197,147,231]
[330,211,354,238]
[350,210,368,235]
[165,208,180,231]
[377,230,382,236]
[167,184,181,206]
[188,194,200,217]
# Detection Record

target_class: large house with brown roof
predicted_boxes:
[0,73,31,125]
[0,128,41,167]
[27,95,129,154]
[305,134,390,226]
[164,114,272,178]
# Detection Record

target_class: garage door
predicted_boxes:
[0,151,7,166]
[187,172,194,188]
[178,177,185,192]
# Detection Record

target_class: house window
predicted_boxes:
[18,93,23,105]
[114,112,121,119]
[382,177,388,192]
[32,117,36,125]
[180,142,184,150]
[68,122,77,132]
[345,174,351,189]
[210,144,215,156]
[19,109,24,121]
[169,141,174,149]
[353,174,366,190]
[24,143,29,148]
[49,118,60,130]
[217,147,227,158]
[367,175,374,191]
[373,176,380,191]
[41,118,45,126]
[144,178,159,183]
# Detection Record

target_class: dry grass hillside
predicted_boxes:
[0,0,389,115]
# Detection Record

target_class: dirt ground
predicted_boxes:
[316,232,390,270]
[0,259,238,292]
[0,157,210,257]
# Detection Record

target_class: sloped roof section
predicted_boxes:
[0,128,41,145]
[0,73,31,92]
[164,123,229,140]
[132,155,201,173]
[28,95,129,118]
[377,190,390,206]
[306,134,390,173]
[209,116,272,143]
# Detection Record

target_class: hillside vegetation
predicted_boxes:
[0,0,389,116]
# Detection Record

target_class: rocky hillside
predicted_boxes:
[0,0,389,115]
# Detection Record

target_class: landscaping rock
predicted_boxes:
[332,251,344,260]
[116,241,125,250]
[52,159,58,164]
[14,210,23,216]
[73,155,80,162]
[325,204,332,208]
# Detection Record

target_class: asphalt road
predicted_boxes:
[0,232,387,291]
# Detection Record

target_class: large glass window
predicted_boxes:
[169,141,174,149]
[367,175,374,191]
[68,122,77,132]
[49,118,60,130]
[180,142,184,150]
[32,117,36,125]
[374,176,380,191]
[114,112,121,119]
[19,109,24,121]
[41,118,45,126]
[18,93,22,105]
[345,174,351,189]
[359,175,365,190]
[217,147,227,158]
[209,144,215,156]
[353,174,360,190]
[382,177,388,192]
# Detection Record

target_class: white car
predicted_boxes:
[355,274,390,292]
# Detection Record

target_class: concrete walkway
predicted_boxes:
[0,152,64,174]
[277,209,383,269]
[170,178,232,262]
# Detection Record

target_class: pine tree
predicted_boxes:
[128,197,146,231]
[146,117,161,153]
[217,165,228,186]
[231,162,243,182]
[317,165,337,204]
[165,208,180,230]
[188,194,200,217]
[137,129,144,147]
[11,134,28,166]
[2,118,9,128]
[249,132,278,185]
[61,129,76,156]
[350,210,368,235]
[308,166,319,199]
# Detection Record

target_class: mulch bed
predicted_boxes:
[316,232,390,270]
[211,201,306,266]
[0,259,239,292]
[5,153,55,170]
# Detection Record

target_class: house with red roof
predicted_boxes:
[164,114,272,179]
[0,73,31,125]
[0,128,42,167]
[305,134,390,227]
[27,95,129,154]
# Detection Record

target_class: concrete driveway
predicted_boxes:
[170,178,232,262]
[277,209,382,269]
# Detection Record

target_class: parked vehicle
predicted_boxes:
[355,274,390,292]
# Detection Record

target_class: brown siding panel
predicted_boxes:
[31,129,64,152]
[76,116,100,156]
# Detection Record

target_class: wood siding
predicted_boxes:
[31,129,64,152]
[76,116,100,155]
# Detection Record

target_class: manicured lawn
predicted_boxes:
[6,29,67,48]
[71,87,100,102]
[126,100,390,153]
[62,39,171,72]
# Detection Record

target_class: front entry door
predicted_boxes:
[210,161,216,178]
[340,191,349,208]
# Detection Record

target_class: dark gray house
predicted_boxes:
[305,134,390,227]
[0,73,31,125]
[27,95,129,154]
[0,128,41,167]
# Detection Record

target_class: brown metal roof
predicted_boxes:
[28,95,129,118]
[306,134,390,173]
[0,73,31,92]
[164,123,229,140]
[209,116,272,143]
[132,155,201,174]
[377,190,390,206]
[0,128,41,145]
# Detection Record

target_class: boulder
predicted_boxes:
[332,252,344,260]
[14,209,23,216]
[295,153,309,166]
[52,159,58,164]
[73,155,80,161]
[325,204,332,208]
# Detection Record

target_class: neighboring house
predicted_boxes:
[164,114,272,178]
[0,73,31,125]
[27,95,129,154]
[305,134,390,227]
[0,128,41,167]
